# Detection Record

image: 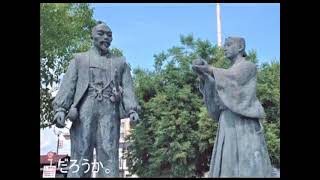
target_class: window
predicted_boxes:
[120,122,125,133]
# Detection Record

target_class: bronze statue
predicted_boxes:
[52,21,140,177]
[192,37,273,177]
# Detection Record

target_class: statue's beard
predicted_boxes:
[94,41,110,55]
[99,41,110,51]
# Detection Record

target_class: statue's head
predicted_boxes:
[223,37,247,61]
[91,21,112,53]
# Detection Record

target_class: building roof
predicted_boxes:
[40,152,69,165]
[63,134,70,140]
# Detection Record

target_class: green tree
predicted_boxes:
[257,60,280,168]
[127,35,231,177]
[40,3,123,128]
[126,34,280,177]
[40,3,96,128]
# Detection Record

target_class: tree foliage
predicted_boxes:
[126,34,280,177]
[257,60,280,168]
[40,3,96,128]
[40,3,124,128]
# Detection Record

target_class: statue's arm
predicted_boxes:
[199,72,213,94]
[208,66,226,77]
[121,62,140,118]
[209,61,256,83]
[52,58,78,114]
[200,73,221,121]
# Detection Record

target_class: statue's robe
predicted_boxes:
[199,59,273,177]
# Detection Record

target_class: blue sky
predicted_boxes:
[92,3,280,71]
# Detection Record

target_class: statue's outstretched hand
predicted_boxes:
[192,59,211,76]
[192,64,211,75]
[54,111,66,128]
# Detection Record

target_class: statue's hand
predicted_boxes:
[54,111,66,128]
[192,64,211,75]
[192,58,210,76]
[129,111,139,125]
[192,58,207,66]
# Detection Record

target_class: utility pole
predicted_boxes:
[216,3,222,47]
[53,126,62,155]
[56,134,60,155]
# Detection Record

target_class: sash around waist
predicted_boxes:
[87,82,114,98]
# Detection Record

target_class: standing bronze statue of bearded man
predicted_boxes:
[52,21,140,178]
